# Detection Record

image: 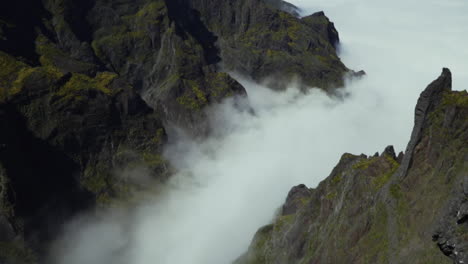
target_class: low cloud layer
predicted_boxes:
[52,1,468,264]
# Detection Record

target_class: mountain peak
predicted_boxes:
[235,69,468,264]
[398,67,453,179]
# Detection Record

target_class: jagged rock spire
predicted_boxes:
[398,68,452,179]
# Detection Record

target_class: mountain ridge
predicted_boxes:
[235,68,467,264]
[0,1,465,263]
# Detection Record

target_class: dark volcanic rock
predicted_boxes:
[282,184,312,215]
[81,0,247,133]
[1,0,247,134]
[188,0,350,90]
[0,50,168,261]
[382,145,397,160]
[304,11,340,48]
[236,69,468,264]
[0,0,353,262]
[396,68,452,180]
[2,0,350,130]
[433,196,468,263]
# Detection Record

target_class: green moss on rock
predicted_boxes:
[82,163,133,207]
[372,169,395,190]
[0,52,28,102]
[0,52,66,102]
[274,214,295,232]
[55,72,117,102]
[35,34,96,73]
[352,157,378,170]
[357,203,389,263]
[176,79,209,110]
[134,1,165,18]
[82,165,109,194]
[330,173,343,185]
[325,191,338,200]
[151,128,165,144]
[442,90,468,107]
[142,152,165,167]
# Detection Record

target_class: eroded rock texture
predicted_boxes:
[0,0,350,262]
[236,69,468,264]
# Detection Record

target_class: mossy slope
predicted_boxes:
[0,50,167,262]
[189,0,352,90]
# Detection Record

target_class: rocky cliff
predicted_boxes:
[0,0,349,263]
[187,0,351,89]
[235,69,467,264]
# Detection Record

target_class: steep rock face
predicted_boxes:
[0,0,352,262]
[189,0,349,89]
[41,0,246,133]
[1,0,350,132]
[0,0,247,260]
[0,50,168,262]
[0,0,247,134]
[236,69,468,264]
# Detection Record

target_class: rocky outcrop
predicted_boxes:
[42,0,247,133]
[397,68,452,180]
[1,0,349,128]
[189,0,350,90]
[236,69,468,264]
[0,50,169,261]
